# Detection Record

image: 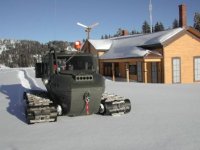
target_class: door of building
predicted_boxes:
[103,63,112,76]
[137,62,143,82]
[151,62,158,83]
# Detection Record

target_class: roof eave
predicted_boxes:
[161,28,187,47]
[96,49,109,51]
[144,54,163,59]
[187,26,200,38]
[99,56,144,60]
[141,43,163,49]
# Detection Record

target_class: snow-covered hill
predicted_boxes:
[0,67,200,150]
[0,39,18,54]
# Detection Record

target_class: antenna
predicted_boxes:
[149,0,153,33]
[77,22,99,39]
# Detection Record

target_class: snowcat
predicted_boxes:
[24,45,131,124]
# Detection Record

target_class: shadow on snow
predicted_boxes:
[0,69,43,124]
[0,84,26,123]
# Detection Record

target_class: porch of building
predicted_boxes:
[99,58,163,83]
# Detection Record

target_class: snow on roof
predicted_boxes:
[88,39,112,50]
[145,27,184,45]
[88,28,184,59]
[100,41,161,59]
[110,27,184,47]
[89,28,184,51]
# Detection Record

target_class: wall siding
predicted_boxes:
[164,32,200,83]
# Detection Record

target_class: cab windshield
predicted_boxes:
[56,56,95,72]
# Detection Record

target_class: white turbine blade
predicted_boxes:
[89,22,99,28]
[77,22,88,28]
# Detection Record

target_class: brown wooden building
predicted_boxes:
[82,4,200,84]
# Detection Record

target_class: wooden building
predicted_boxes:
[82,4,200,84]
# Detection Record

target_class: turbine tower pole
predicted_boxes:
[77,22,99,40]
[149,0,153,33]
[86,28,91,39]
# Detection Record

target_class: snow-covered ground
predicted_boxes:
[0,68,200,150]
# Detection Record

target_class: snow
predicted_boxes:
[92,28,183,59]
[110,28,184,47]
[89,39,112,50]
[0,45,7,54]
[0,39,18,54]
[146,27,184,44]
[100,45,147,59]
[18,70,31,89]
[0,64,9,69]
[0,67,200,150]
[90,28,184,53]
[100,42,161,59]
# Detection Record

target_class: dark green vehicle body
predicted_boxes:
[36,50,105,116]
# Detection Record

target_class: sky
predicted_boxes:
[0,0,199,43]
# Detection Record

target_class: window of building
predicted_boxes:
[194,57,200,81]
[172,57,181,83]
[129,65,137,75]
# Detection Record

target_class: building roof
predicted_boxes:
[99,28,185,59]
[110,27,184,47]
[100,43,162,59]
[88,39,112,50]
[87,27,200,59]
[89,27,184,51]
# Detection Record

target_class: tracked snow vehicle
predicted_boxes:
[24,46,131,124]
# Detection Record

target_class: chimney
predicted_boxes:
[179,4,187,27]
[121,30,129,36]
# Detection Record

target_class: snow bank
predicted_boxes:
[18,70,31,89]
[0,64,9,69]
[24,68,39,88]
[17,69,42,90]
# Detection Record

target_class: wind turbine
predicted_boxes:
[77,22,99,39]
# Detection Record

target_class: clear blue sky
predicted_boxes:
[0,0,199,43]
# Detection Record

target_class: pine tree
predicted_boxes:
[142,21,151,33]
[159,22,165,31]
[194,12,200,32]
[131,30,135,35]
[154,22,160,32]
[130,30,140,35]
[154,22,165,32]
[104,34,108,39]
[172,19,179,29]
[116,28,122,36]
